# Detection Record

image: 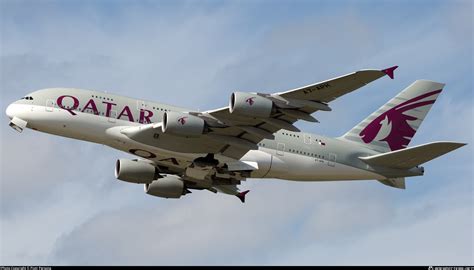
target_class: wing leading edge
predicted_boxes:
[115,66,399,201]
[204,66,398,159]
[119,66,398,160]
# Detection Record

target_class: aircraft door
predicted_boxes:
[277,143,285,156]
[108,110,117,123]
[304,133,311,144]
[328,153,336,167]
[137,100,146,111]
[46,99,56,112]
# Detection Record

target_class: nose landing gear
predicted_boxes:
[9,117,27,133]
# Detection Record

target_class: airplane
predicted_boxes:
[5,66,466,203]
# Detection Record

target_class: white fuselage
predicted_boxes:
[6,88,387,182]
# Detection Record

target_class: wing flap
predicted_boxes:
[378,177,406,189]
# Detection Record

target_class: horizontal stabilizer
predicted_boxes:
[360,141,466,169]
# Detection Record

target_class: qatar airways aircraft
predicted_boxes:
[6,66,466,202]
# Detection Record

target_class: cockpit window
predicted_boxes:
[22,96,34,100]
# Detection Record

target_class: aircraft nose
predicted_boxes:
[6,103,15,119]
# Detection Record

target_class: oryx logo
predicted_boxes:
[177,116,187,125]
[245,97,255,106]
[359,89,441,151]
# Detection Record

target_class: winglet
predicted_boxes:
[381,65,398,79]
[236,190,250,203]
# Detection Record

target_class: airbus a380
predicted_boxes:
[5,66,466,202]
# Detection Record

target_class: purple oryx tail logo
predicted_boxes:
[177,116,187,125]
[245,97,255,106]
[359,89,441,151]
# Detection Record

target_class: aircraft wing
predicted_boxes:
[121,66,397,160]
[274,66,398,103]
[202,66,398,159]
[214,184,250,203]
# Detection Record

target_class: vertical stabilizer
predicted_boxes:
[341,80,444,152]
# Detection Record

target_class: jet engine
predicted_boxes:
[162,111,206,137]
[229,92,274,118]
[115,159,160,184]
[144,174,187,199]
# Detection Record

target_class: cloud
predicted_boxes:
[277,203,473,265]
[48,180,473,265]
[47,183,385,265]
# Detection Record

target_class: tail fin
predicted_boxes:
[341,80,445,152]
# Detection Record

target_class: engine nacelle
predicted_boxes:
[229,92,273,118]
[162,111,205,137]
[144,174,186,199]
[115,159,160,184]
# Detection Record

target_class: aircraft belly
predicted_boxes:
[15,105,108,143]
[264,151,384,181]
[20,105,383,182]
[104,126,201,170]
[120,123,225,154]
